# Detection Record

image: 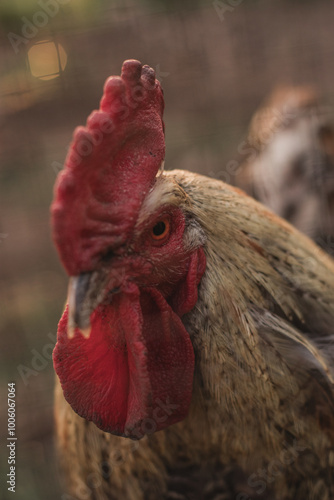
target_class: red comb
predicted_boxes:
[51,60,165,275]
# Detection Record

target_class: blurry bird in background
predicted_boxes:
[235,86,334,256]
[51,62,334,500]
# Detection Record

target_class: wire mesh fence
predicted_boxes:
[0,1,333,499]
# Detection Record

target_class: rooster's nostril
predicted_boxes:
[109,287,120,296]
[102,249,115,262]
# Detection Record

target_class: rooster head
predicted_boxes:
[51,60,206,439]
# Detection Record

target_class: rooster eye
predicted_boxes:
[151,218,170,241]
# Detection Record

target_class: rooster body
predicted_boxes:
[52,62,334,500]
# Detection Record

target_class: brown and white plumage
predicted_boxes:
[55,168,334,500]
[236,86,334,256]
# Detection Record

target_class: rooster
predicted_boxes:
[51,61,334,500]
[235,86,334,256]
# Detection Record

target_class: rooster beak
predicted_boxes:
[67,272,106,339]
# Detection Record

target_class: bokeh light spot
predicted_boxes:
[28,41,67,81]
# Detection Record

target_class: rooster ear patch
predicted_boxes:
[170,247,206,317]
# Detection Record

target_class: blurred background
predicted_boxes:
[0,0,334,498]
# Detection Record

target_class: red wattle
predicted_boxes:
[53,283,195,438]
